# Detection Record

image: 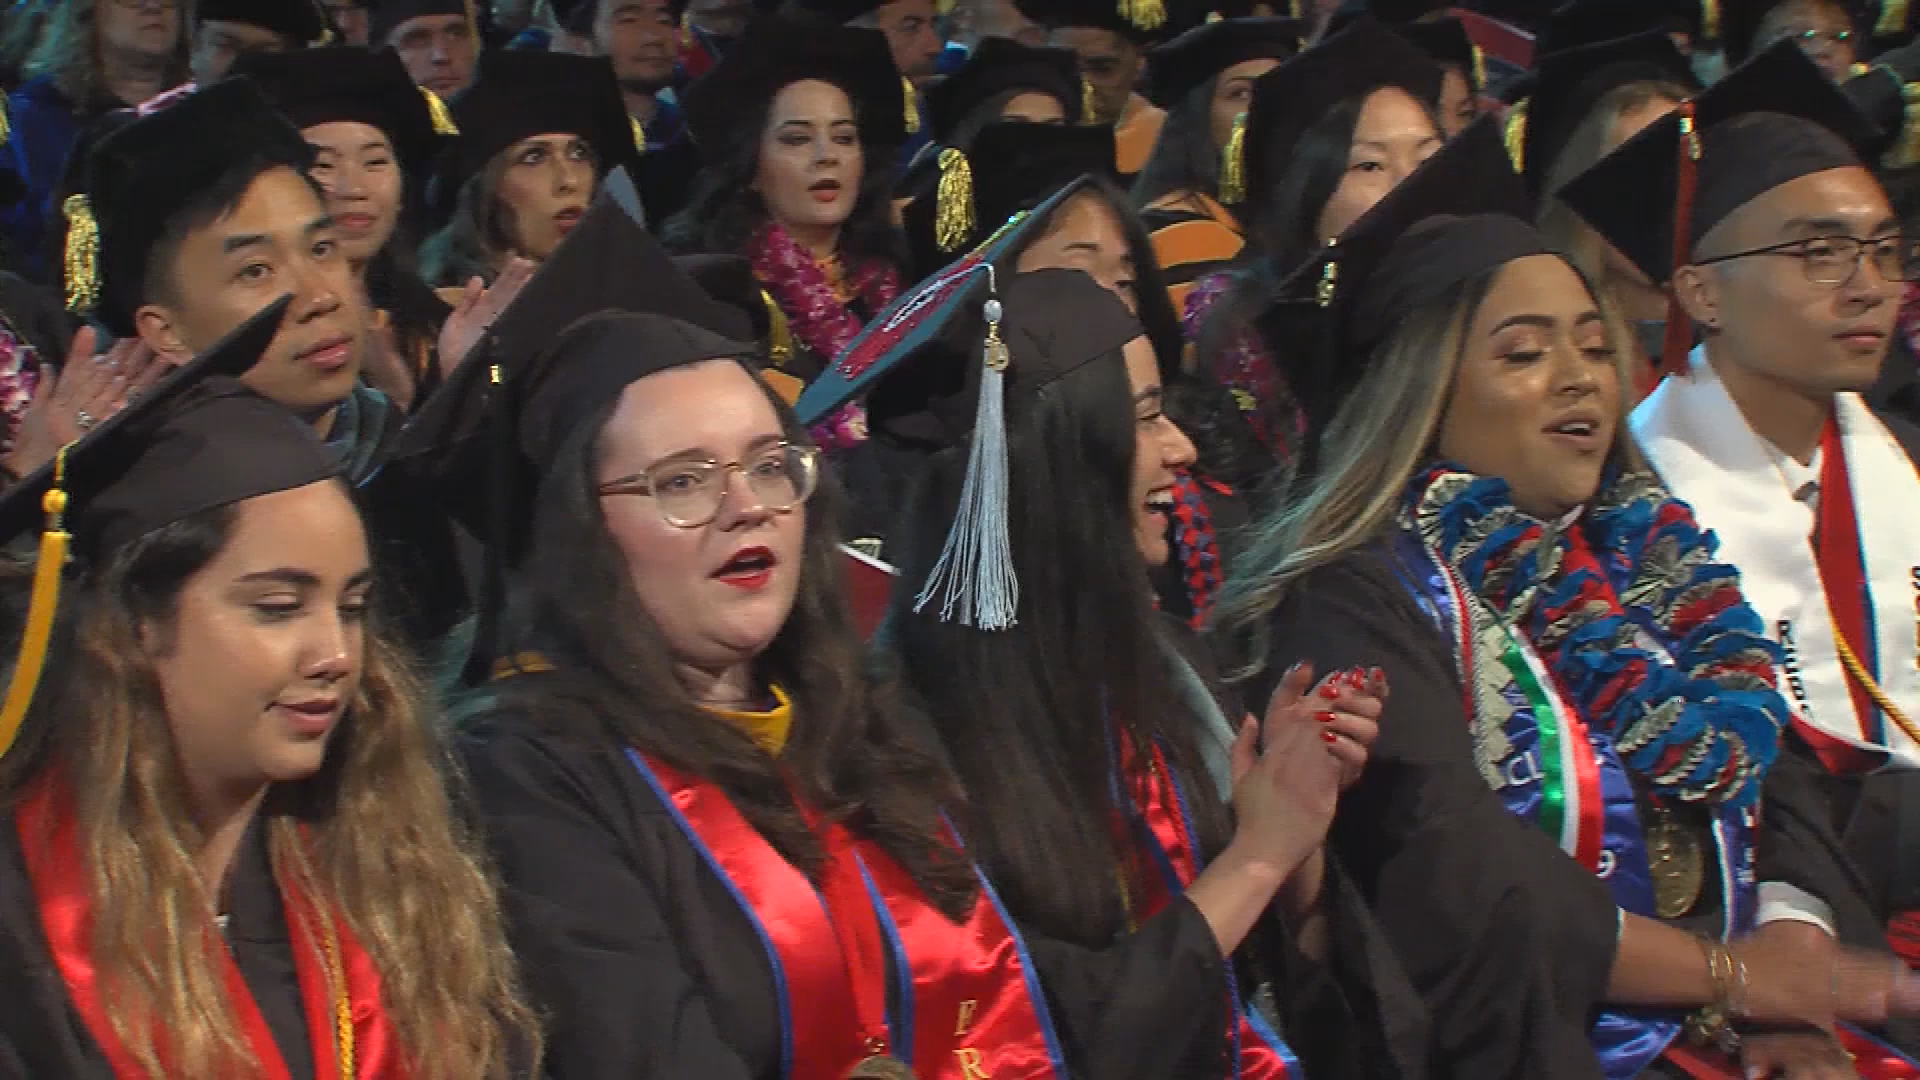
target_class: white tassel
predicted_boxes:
[913,270,1019,629]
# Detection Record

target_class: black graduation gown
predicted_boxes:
[1251,546,1621,1080]
[459,683,1240,1080]
[0,811,316,1079]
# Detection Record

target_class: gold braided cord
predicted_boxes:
[934,148,975,252]
[61,196,99,314]
[316,914,355,1078]
[1830,620,1920,750]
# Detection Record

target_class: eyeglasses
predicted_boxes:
[1692,234,1916,287]
[597,442,820,528]
[1792,27,1854,48]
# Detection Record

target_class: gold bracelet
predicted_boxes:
[1687,939,1746,1054]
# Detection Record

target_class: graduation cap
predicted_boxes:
[433,51,639,221]
[1276,115,1536,430]
[194,0,336,44]
[71,78,315,337]
[1014,0,1174,44]
[682,17,913,153]
[1238,17,1443,214]
[370,0,476,45]
[781,0,889,24]
[926,38,1085,144]
[907,121,1116,272]
[1535,0,1717,56]
[1558,39,1878,370]
[231,46,457,182]
[1519,31,1698,195]
[0,296,335,757]
[1397,17,1486,88]
[1144,16,1302,108]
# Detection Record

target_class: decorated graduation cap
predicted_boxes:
[908,120,1116,271]
[1558,38,1879,372]
[683,17,912,153]
[1238,17,1443,210]
[1144,16,1302,108]
[194,0,336,44]
[1014,0,1174,44]
[370,0,476,45]
[0,296,336,758]
[231,46,456,182]
[433,51,640,222]
[926,38,1085,143]
[1277,115,1536,431]
[71,78,315,337]
[1518,30,1698,193]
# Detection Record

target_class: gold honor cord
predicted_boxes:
[317,915,355,1077]
[0,446,73,758]
[1830,621,1920,749]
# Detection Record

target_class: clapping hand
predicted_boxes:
[5,330,168,479]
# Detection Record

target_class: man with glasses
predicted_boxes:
[1566,38,1920,1073]
[1723,0,1861,82]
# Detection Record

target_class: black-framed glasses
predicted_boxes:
[1692,234,1916,287]
[597,442,821,528]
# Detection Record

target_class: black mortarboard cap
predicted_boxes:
[1520,31,1698,196]
[231,46,454,182]
[0,296,333,559]
[1397,17,1484,87]
[927,39,1085,142]
[1534,0,1712,57]
[1277,115,1538,428]
[371,0,473,45]
[677,254,774,343]
[76,78,316,338]
[1558,39,1877,288]
[905,121,1116,274]
[1014,0,1175,44]
[1242,18,1444,218]
[194,0,335,44]
[682,18,910,154]
[433,51,639,221]
[780,0,887,24]
[1144,17,1302,108]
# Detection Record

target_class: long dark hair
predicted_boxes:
[660,83,905,272]
[488,364,973,912]
[884,353,1231,948]
[1132,78,1224,209]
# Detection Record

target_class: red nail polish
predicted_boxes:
[1318,683,1340,699]
[1321,730,1339,744]
[1370,666,1385,683]
[1317,710,1337,724]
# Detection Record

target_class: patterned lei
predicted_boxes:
[1405,463,1788,808]
[747,221,901,450]
[1181,273,1305,465]
[0,319,39,457]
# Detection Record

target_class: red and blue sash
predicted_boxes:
[625,749,1069,1079]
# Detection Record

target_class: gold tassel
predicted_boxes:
[1471,43,1486,89]
[763,290,795,370]
[421,87,459,135]
[935,0,957,13]
[1082,77,1097,122]
[1879,0,1909,36]
[631,114,647,153]
[1315,259,1337,307]
[1206,10,1221,20]
[1218,113,1246,203]
[1701,0,1719,40]
[1884,79,1920,170]
[1119,0,1166,32]
[1503,99,1528,171]
[935,147,976,251]
[1288,0,1301,16]
[462,0,480,39]
[0,95,10,145]
[903,77,920,135]
[62,195,98,315]
[0,448,72,760]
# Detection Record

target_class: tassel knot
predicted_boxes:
[1219,112,1247,203]
[935,148,976,251]
[1119,0,1166,31]
[62,195,99,315]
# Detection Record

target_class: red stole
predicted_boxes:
[1111,734,1295,1079]
[632,752,1067,1079]
[16,773,408,1079]
[1808,420,1894,775]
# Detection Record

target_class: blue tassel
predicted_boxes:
[914,281,1019,629]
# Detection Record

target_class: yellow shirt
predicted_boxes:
[705,684,795,756]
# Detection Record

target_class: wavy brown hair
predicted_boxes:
[0,495,542,1080]
[488,355,976,913]
[23,0,191,110]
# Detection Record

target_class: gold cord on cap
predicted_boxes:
[935,148,976,252]
[763,290,795,370]
[1471,43,1487,89]
[0,446,73,759]
[1119,0,1166,32]
[421,87,459,135]
[1700,0,1719,40]
[61,195,99,315]
[1880,0,1909,36]
[1503,99,1528,171]
[1218,112,1246,203]
[903,77,921,135]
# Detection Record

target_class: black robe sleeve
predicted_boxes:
[1255,548,1620,1080]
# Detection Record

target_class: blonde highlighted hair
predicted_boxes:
[24,0,191,111]
[1210,257,1642,676]
[2,501,541,1079]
